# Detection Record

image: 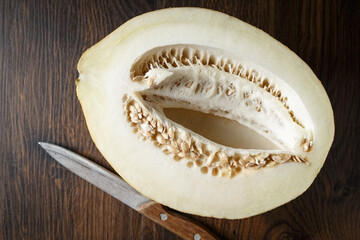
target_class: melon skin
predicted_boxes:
[76,8,334,219]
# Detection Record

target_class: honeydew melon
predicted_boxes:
[76,8,334,219]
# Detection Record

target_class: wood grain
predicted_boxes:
[137,202,219,240]
[1,0,359,239]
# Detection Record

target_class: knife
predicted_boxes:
[39,142,219,240]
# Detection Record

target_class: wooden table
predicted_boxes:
[1,1,359,239]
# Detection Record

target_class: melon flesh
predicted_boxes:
[76,8,334,219]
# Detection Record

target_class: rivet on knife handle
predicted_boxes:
[137,201,219,240]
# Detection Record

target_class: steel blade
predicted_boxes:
[39,142,151,210]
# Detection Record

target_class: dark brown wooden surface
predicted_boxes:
[1,0,359,239]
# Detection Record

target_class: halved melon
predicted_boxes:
[76,8,334,219]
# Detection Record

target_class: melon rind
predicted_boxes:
[76,8,334,219]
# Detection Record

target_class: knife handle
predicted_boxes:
[137,201,219,240]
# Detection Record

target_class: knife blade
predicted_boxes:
[39,142,219,240]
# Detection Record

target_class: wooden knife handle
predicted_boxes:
[137,201,220,240]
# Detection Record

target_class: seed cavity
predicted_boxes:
[124,45,314,178]
[130,44,305,128]
[124,99,309,178]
